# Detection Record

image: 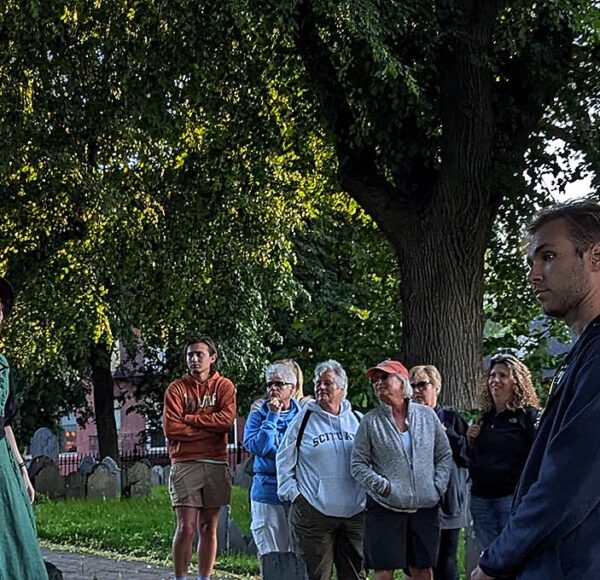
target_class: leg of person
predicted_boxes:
[197,462,232,578]
[407,506,440,580]
[492,495,513,537]
[251,501,291,555]
[172,506,198,577]
[289,495,336,580]
[469,495,500,552]
[197,507,221,578]
[333,511,366,580]
[169,461,205,579]
[433,528,460,580]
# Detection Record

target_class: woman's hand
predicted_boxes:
[467,420,482,440]
[268,397,283,412]
[21,467,35,503]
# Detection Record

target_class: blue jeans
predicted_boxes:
[470,494,512,552]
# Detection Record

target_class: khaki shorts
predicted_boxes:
[169,461,232,509]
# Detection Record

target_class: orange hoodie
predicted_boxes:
[163,371,236,463]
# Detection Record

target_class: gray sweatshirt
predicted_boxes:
[276,399,366,518]
[351,400,452,512]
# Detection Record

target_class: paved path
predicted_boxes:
[42,548,236,580]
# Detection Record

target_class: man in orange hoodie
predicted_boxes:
[163,336,237,580]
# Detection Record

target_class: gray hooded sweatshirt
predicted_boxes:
[276,399,366,518]
[351,400,452,512]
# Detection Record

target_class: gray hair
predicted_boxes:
[313,359,348,397]
[265,362,297,386]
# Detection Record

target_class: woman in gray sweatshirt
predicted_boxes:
[351,360,452,580]
[277,360,365,580]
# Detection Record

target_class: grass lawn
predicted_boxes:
[35,485,259,578]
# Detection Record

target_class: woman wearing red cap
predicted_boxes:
[0,277,49,578]
[351,360,452,580]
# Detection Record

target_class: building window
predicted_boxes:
[59,414,78,454]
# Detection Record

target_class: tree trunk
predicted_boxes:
[392,201,491,409]
[90,341,119,460]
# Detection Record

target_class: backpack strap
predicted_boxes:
[295,409,313,449]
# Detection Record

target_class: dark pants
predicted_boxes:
[289,495,365,580]
[434,528,460,580]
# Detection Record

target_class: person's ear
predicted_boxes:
[589,244,600,271]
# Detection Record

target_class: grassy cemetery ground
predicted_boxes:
[35,485,259,578]
[35,484,465,579]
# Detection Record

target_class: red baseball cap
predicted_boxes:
[366,360,409,379]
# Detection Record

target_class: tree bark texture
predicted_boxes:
[90,341,119,461]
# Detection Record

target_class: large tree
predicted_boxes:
[239,0,600,406]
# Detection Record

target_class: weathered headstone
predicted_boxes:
[33,463,65,500]
[100,456,122,495]
[28,455,55,481]
[151,465,164,486]
[261,553,308,580]
[217,505,249,554]
[465,518,480,578]
[233,457,253,489]
[123,460,151,498]
[30,428,59,464]
[65,471,85,500]
[163,464,171,485]
[87,464,117,499]
[77,456,97,476]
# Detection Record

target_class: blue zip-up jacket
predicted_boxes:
[479,314,600,579]
[243,398,301,505]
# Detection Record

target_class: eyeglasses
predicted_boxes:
[410,381,431,391]
[266,381,294,389]
[370,373,390,385]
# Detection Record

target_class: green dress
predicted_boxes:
[0,353,49,580]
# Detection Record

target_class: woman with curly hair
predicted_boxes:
[466,353,540,552]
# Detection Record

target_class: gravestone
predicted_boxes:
[217,505,248,554]
[123,460,151,498]
[233,457,253,489]
[261,552,308,580]
[151,465,164,486]
[28,455,55,481]
[65,471,85,499]
[87,464,117,499]
[163,464,171,484]
[465,518,480,577]
[78,456,97,476]
[33,463,65,500]
[29,428,59,464]
[100,456,122,495]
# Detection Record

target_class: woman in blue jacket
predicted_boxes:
[243,361,301,556]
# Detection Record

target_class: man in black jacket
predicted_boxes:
[472,201,600,579]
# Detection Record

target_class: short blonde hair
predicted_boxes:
[409,365,442,392]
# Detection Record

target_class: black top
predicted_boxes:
[0,354,20,440]
[469,405,539,498]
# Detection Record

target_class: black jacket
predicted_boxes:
[469,405,539,499]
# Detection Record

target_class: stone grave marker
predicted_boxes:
[163,464,171,484]
[100,456,122,495]
[29,428,59,464]
[65,471,85,500]
[33,462,65,500]
[28,455,55,481]
[123,460,151,498]
[217,505,249,554]
[151,465,164,486]
[78,456,97,476]
[87,464,117,499]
